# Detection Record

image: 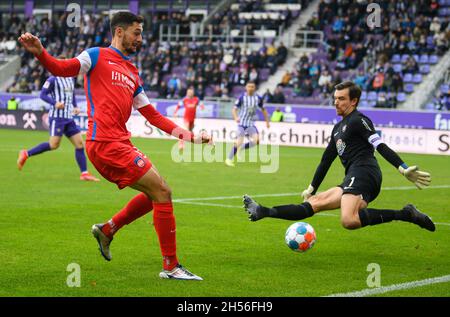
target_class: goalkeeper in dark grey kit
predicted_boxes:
[244,81,435,232]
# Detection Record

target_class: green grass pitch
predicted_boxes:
[0,129,449,297]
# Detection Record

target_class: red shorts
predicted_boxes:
[183,118,195,130]
[86,139,152,189]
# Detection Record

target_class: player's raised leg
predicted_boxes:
[17,136,61,170]
[226,133,244,167]
[68,132,99,181]
[130,166,203,280]
[339,193,435,231]
[240,127,259,154]
[244,187,343,221]
[92,192,153,261]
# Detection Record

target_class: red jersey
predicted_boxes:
[35,46,192,143]
[177,97,201,122]
[75,46,150,141]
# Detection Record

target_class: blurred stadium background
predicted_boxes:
[1,0,450,297]
[1,0,449,114]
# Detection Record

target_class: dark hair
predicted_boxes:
[334,81,362,106]
[110,11,144,36]
[246,80,257,86]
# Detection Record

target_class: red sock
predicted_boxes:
[153,201,178,271]
[102,193,153,238]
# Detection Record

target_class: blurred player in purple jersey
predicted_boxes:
[17,55,99,182]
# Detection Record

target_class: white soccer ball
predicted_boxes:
[285,222,316,252]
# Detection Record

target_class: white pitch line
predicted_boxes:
[325,274,450,297]
[436,222,450,226]
[173,185,450,202]
[176,201,239,209]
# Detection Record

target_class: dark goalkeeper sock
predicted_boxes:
[260,202,314,220]
[358,207,411,227]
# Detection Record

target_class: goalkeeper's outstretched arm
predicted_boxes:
[302,141,338,201]
[376,143,431,189]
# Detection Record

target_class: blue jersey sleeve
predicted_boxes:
[258,95,264,109]
[40,77,56,106]
[234,95,242,108]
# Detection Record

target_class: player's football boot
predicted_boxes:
[159,264,203,281]
[402,204,436,232]
[80,172,100,182]
[243,194,265,221]
[17,150,28,171]
[91,224,113,261]
[225,158,235,167]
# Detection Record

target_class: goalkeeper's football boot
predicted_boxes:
[243,194,265,221]
[402,204,436,232]
[17,150,28,171]
[159,264,203,281]
[91,224,113,261]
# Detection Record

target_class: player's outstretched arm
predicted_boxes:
[302,141,338,201]
[18,32,81,77]
[138,104,212,144]
[376,143,431,189]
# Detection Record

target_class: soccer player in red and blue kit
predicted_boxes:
[17,57,99,182]
[18,11,212,280]
[173,87,204,149]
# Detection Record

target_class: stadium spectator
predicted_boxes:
[296,78,314,97]
[263,88,273,103]
[404,56,419,73]
[270,107,284,122]
[7,96,18,110]
[272,85,286,104]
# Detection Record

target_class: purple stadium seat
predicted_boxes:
[413,73,423,83]
[429,55,439,64]
[397,92,406,102]
[360,91,367,100]
[284,87,294,96]
[148,91,159,98]
[401,54,409,63]
[393,64,402,73]
[359,100,369,107]
[420,64,430,74]
[405,83,415,93]
[369,101,377,107]
[391,54,401,63]
[425,102,436,110]
[419,54,429,64]
[403,73,413,83]
[367,91,377,101]
[440,84,449,93]
[413,54,420,63]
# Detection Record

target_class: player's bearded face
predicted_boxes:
[334,89,355,116]
[122,25,143,54]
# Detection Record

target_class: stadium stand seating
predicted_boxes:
[1,0,449,109]
[284,0,450,108]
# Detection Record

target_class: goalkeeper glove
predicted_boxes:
[301,184,315,201]
[398,165,431,189]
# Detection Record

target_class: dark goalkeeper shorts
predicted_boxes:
[338,165,382,203]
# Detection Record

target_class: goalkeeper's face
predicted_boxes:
[122,22,143,54]
[334,88,357,117]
